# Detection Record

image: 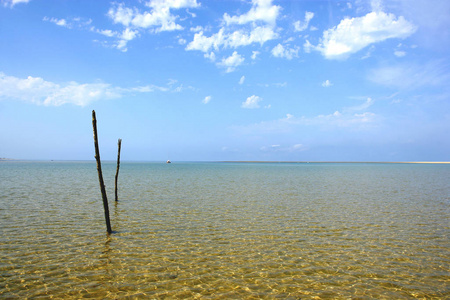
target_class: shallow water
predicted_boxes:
[0,161,449,298]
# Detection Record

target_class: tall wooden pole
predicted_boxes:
[115,138,122,201]
[92,110,113,234]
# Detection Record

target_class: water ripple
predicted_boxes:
[0,162,449,298]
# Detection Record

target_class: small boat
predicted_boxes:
[166,160,171,164]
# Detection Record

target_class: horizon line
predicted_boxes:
[1,158,449,164]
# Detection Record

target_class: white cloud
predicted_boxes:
[96,29,117,38]
[260,143,307,153]
[309,110,377,127]
[185,0,280,65]
[165,78,196,92]
[290,144,306,151]
[186,26,278,52]
[223,0,281,26]
[203,95,211,104]
[361,45,375,59]
[394,50,406,57]
[293,11,314,32]
[368,61,449,89]
[370,0,383,12]
[235,110,378,135]
[2,0,30,7]
[303,40,313,53]
[44,17,93,29]
[167,78,178,87]
[274,82,287,88]
[271,44,284,57]
[43,17,70,28]
[204,52,216,62]
[186,8,196,18]
[258,82,286,88]
[190,25,204,32]
[345,97,374,112]
[217,51,245,73]
[55,19,67,27]
[228,26,277,48]
[121,27,139,40]
[322,80,332,87]
[251,51,260,60]
[186,29,225,52]
[0,72,179,106]
[351,112,376,124]
[0,73,120,106]
[239,76,245,85]
[129,85,169,93]
[317,11,417,59]
[242,95,262,109]
[260,144,279,151]
[44,16,93,30]
[116,28,139,52]
[108,3,133,27]
[271,44,299,60]
[103,0,199,51]
[284,37,295,43]
[108,0,199,32]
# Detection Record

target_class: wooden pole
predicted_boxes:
[92,110,113,234]
[115,138,122,201]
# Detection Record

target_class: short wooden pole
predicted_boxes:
[115,138,122,201]
[92,110,113,234]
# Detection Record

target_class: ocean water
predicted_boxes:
[0,161,449,299]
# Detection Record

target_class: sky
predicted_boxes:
[0,0,449,162]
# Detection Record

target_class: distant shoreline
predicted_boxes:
[1,158,449,164]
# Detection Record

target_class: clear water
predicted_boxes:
[0,161,449,299]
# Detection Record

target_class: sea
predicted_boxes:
[0,161,449,299]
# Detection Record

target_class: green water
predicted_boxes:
[0,161,449,298]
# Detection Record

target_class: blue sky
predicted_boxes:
[1,0,449,161]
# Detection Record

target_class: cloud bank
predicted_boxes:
[316,11,416,59]
[104,0,200,51]
[2,0,30,8]
[186,0,280,72]
[0,73,178,106]
[236,109,377,135]
[39,0,421,68]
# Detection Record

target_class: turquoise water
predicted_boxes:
[0,161,449,298]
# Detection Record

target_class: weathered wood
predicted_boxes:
[92,110,112,234]
[115,138,122,201]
